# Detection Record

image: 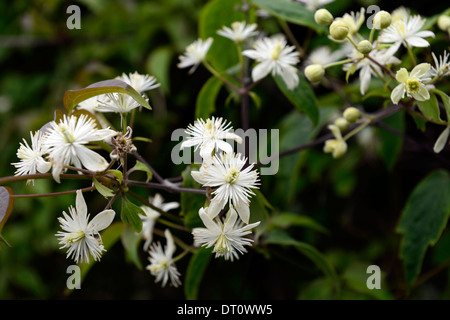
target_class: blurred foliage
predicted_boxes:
[0,0,450,300]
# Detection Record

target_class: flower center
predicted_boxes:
[407,77,420,93]
[60,124,76,143]
[271,43,282,60]
[214,234,229,254]
[149,259,170,274]
[225,168,240,184]
[65,231,85,244]
[395,21,406,36]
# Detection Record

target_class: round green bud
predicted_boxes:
[357,40,373,54]
[334,117,349,132]
[373,10,392,29]
[343,107,360,123]
[437,15,450,32]
[304,64,325,83]
[314,9,334,26]
[329,20,349,41]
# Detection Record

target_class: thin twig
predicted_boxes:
[10,185,96,198]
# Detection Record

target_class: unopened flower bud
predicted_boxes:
[314,9,334,26]
[343,107,360,123]
[304,64,325,82]
[324,139,347,159]
[334,117,349,132]
[437,15,450,32]
[329,20,349,41]
[373,11,392,29]
[357,40,373,54]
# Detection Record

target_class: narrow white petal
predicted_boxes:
[75,146,109,172]
[88,209,115,231]
[433,126,450,153]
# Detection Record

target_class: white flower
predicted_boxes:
[242,35,300,90]
[191,153,259,224]
[139,193,179,251]
[76,96,105,113]
[116,71,160,94]
[379,15,435,53]
[192,207,260,261]
[146,229,181,288]
[296,0,335,11]
[391,63,431,105]
[344,46,401,95]
[96,93,142,114]
[217,21,258,43]
[43,114,116,183]
[177,37,213,74]
[181,117,242,160]
[12,130,51,184]
[431,51,450,78]
[55,190,115,264]
[336,8,365,36]
[305,46,347,67]
[323,124,347,159]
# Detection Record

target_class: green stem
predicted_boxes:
[203,60,241,94]
[173,245,195,263]
[406,43,417,66]
[10,186,96,199]
[324,58,361,69]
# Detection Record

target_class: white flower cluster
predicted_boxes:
[181,117,261,261]
[178,21,302,90]
[12,114,116,184]
[307,6,449,102]
[78,71,159,114]
[12,72,160,184]
[307,6,450,158]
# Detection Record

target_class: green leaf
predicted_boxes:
[268,212,328,235]
[106,169,123,184]
[63,79,152,113]
[120,197,144,233]
[377,109,405,170]
[274,73,319,125]
[396,170,450,291]
[146,46,173,93]
[93,177,115,198]
[252,0,327,33]
[264,229,339,290]
[432,89,450,122]
[121,223,143,270]
[416,93,443,124]
[199,0,245,71]
[129,160,152,183]
[0,186,14,234]
[249,190,272,241]
[184,247,213,300]
[195,76,223,119]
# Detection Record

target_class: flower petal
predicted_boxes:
[391,84,406,104]
[88,209,115,231]
[433,126,450,153]
[75,189,88,218]
[251,60,272,82]
[234,201,250,224]
[395,68,409,83]
[75,145,109,172]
